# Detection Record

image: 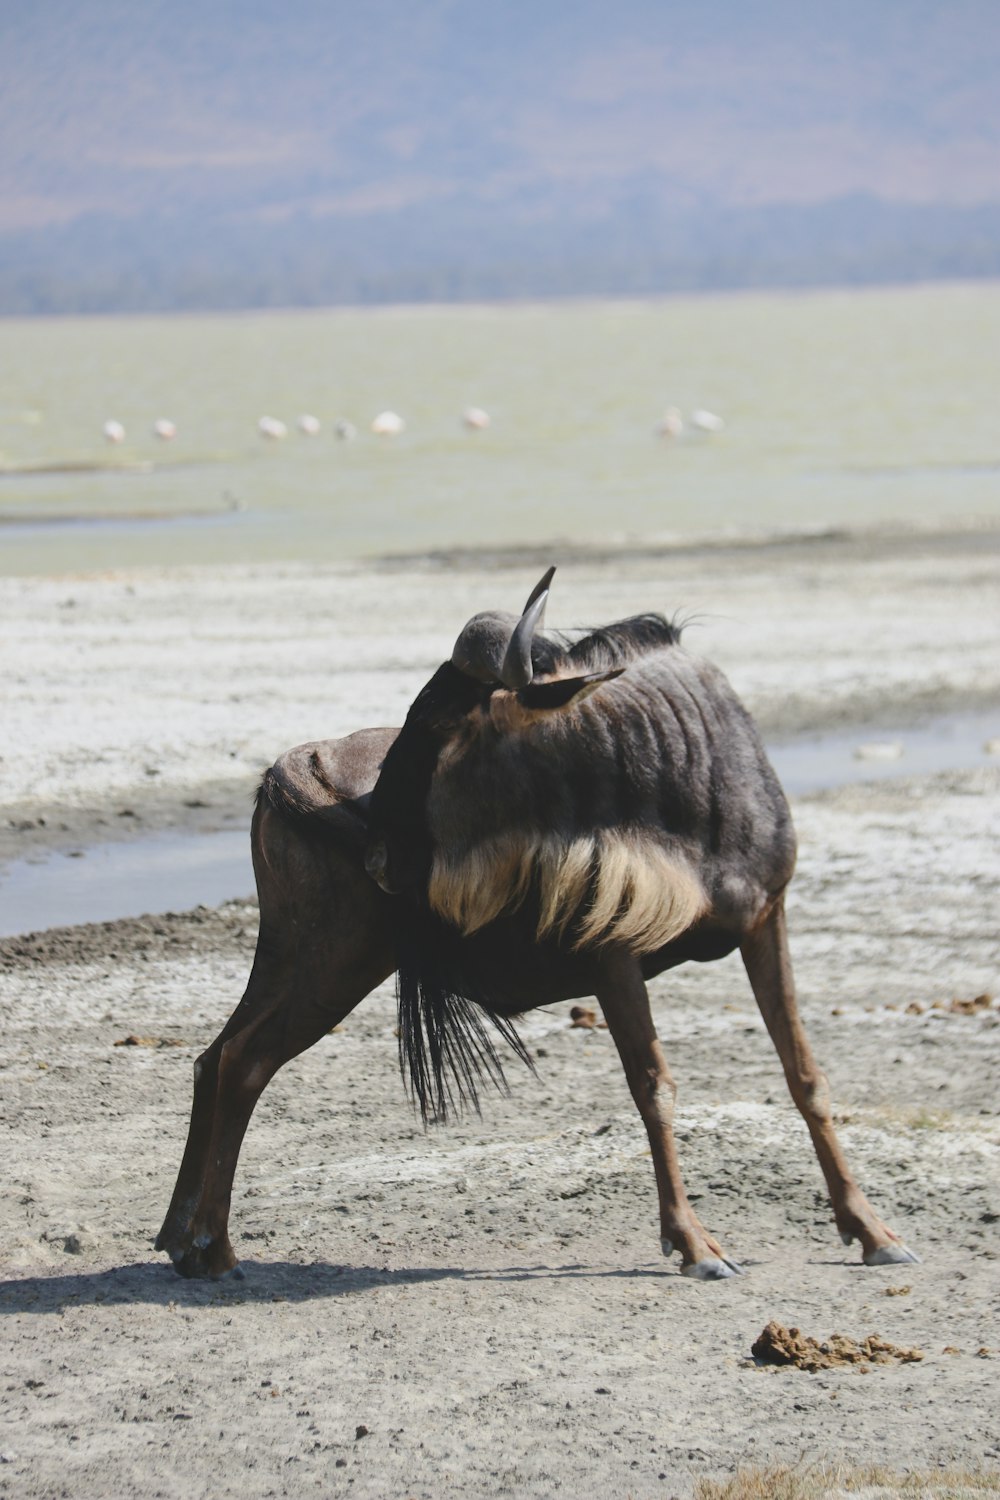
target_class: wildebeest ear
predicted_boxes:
[518,667,624,711]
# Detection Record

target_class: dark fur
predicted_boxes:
[159,606,909,1278]
[562,612,683,668]
[256,765,369,848]
[370,614,683,864]
[371,614,691,1121]
[257,765,315,825]
[395,901,534,1122]
[261,612,788,1127]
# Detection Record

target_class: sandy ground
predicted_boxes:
[1,527,999,1498]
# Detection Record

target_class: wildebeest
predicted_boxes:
[157,568,916,1280]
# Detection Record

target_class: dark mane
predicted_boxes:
[564,612,682,672]
[527,613,682,679]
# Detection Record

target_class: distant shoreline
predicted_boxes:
[2,511,999,561]
[372,514,1000,575]
[2,275,1000,325]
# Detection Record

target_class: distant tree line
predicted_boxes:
[1,195,999,315]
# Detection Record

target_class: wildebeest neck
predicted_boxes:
[367,662,486,894]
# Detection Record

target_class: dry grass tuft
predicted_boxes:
[839,1103,956,1134]
[694,1463,1000,1500]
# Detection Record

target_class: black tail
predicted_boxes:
[395,904,534,1124]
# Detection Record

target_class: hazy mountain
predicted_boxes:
[2,0,999,311]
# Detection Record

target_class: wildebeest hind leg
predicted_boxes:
[740,897,917,1265]
[595,951,741,1280]
[156,809,395,1278]
[157,934,390,1278]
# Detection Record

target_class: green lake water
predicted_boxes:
[1,282,998,575]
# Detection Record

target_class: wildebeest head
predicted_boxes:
[364,566,625,897]
[358,571,794,1123]
[365,565,646,1123]
[448,565,626,708]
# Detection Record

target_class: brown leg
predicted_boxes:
[595,949,741,1279]
[156,807,395,1278]
[740,897,917,1265]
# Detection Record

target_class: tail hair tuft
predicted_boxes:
[395,906,533,1124]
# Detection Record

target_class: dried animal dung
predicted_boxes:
[938,992,994,1016]
[751,1320,923,1372]
[114,1034,186,1048]
[569,1005,607,1030]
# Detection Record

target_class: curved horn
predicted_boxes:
[500,567,555,689]
[522,565,556,619]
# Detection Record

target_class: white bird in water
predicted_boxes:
[656,406,684,438]
[335,419,357,441]
[297,414,321,436]
[103,419,125,444]
[258,416,288,440]
[690,409,725,433]
[462,406,491,430]
[371,410,405,436]
[153,418,177,440]
[854,741,904,762]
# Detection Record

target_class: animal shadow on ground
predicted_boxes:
[0,1258,685,1313]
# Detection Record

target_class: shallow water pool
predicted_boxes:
[0,709,996,938]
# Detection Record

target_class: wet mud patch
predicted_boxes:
[0,898,258,971]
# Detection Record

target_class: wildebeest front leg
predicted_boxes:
[595,951,741,1279]
[740,897,917,1266]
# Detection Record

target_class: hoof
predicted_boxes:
[682,1255,743,1280]
[863,1242,920,1266]
[159,1233,241,1280]
[171,1250,244,1281]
